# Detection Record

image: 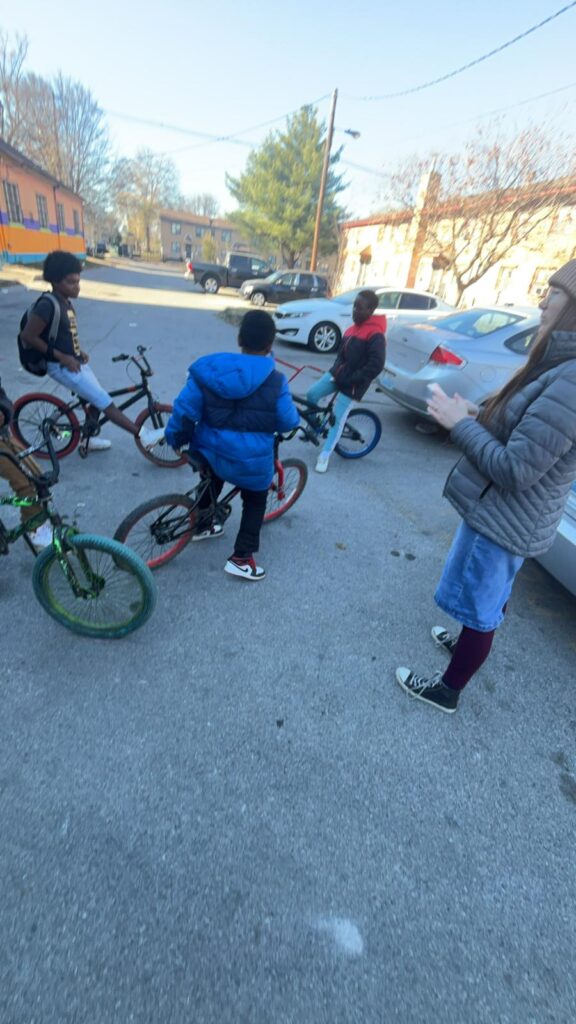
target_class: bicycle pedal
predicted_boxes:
[78,442,89,459]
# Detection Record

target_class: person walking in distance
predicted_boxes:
[19,251,164,452]
[306,289,385,474]
[395,260,576,714]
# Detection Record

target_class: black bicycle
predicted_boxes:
[114,434,308,569]
[292,393,382,458]
[11,345,185,468]
[0,423,157,637]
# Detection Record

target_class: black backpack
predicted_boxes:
[18,293,61,377]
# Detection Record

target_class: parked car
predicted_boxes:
[536,483,576,598]
[241,271,329,307]
[378,306,541,417]
[187,252,273,293]
[273,287,454,354]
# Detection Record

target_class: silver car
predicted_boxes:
[379,306,540,417]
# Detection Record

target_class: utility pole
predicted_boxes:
[310,88,337,272]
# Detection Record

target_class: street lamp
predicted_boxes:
[310,90,360,271]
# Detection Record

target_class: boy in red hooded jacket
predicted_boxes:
[306,290,385,472]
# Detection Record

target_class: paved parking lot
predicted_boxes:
[1,262,575,1023]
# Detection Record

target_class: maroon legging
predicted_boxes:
[442,627,495,691]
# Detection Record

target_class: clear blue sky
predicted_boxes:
[3,0,576,216]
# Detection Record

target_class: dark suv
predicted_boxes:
[240,271,329,306]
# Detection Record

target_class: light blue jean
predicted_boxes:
[306,374,354,455]
[47,362,112,411]
[435,521,524,631]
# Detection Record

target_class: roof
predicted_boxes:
[0,138,82,198]
[341,176,576,231]
[158,209,237,230]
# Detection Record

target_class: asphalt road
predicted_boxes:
[1,262,575,1024]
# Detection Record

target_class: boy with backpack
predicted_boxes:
[164,310,300,580]
[18,251,164,451]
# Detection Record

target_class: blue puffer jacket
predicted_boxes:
[165,353,299,489]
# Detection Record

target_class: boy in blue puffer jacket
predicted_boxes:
[165,311,299,580]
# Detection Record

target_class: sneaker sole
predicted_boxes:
[395,670,457,714]
[191,530,224,542]
[224,564,266,581]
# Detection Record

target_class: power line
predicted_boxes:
[106,94,332,156]
[346,1,576,101]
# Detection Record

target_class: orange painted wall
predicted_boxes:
[0,153,85,263]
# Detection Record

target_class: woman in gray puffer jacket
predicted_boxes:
[395,260,576,714]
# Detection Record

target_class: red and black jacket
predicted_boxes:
[329,314,386,399]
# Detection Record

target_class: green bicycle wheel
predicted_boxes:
[32,533,157,638]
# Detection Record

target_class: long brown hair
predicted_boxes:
[481,296,576,424]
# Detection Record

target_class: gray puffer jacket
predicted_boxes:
[444,331,576,557]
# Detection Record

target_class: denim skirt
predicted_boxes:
[434,521,524,632]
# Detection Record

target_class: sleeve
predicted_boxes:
[450,372,576,491]
[164,372,205,449]
[0,379,14,426]
[32,296,56,328]
[350,332,385,383]
[275,375,300,434]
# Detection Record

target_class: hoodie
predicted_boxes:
[329,314,386,400]
[165,352,299,490]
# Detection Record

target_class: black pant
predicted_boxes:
[198,472,268,557]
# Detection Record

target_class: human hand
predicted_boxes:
[60,354,82,373]
[80,350,90,364]
[427,384,473,429]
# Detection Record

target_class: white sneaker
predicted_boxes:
[28,521,53,548]
[88,437,112,451]
[315,453,330,474]
[139,425,166,450]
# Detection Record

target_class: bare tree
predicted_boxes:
[0,31,29,146]
[380,125,575,304]
[181,192,220,218]
[111,149,181,252]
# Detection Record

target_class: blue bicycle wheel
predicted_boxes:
[335,409,382,459]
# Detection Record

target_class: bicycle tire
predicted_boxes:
[264,458,308,522]
[12,393,81,459]
[335,409,382,459]
[114,493,197,569]
[32,533,156,638]
[134,404,187,468]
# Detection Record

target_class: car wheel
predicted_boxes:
[251,292,266,306]
[308,321,341,354]
[202,275,219,294]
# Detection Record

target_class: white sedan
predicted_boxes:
[273,286,455,354]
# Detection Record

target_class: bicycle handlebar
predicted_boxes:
[111,345,152,376]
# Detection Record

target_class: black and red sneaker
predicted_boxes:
[224,555,266,581]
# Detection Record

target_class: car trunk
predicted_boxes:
[387,322,449,373]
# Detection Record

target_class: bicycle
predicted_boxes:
[11,345,185,468]
[0,422,157,638]
[291,393,382,458]
[113,433,308,569]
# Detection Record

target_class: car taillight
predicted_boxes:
[428,345,465,366]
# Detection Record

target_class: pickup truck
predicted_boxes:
[186,252,273,294]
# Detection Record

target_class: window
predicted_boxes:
[377,291,401,309]
[171,222,181,235]
[221,230,232,243]
[439,309,523,339]
[73,209,81,234]
[399,292,432,310]
[251,259,268,273]
[299,274,314,289]
[36,193,49,228]
[171,241,180,255]
[276,274,296,286]
[195,227,203,238]
[3,181,23,222]
[504,329,538,355]
[56,203,65,230]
